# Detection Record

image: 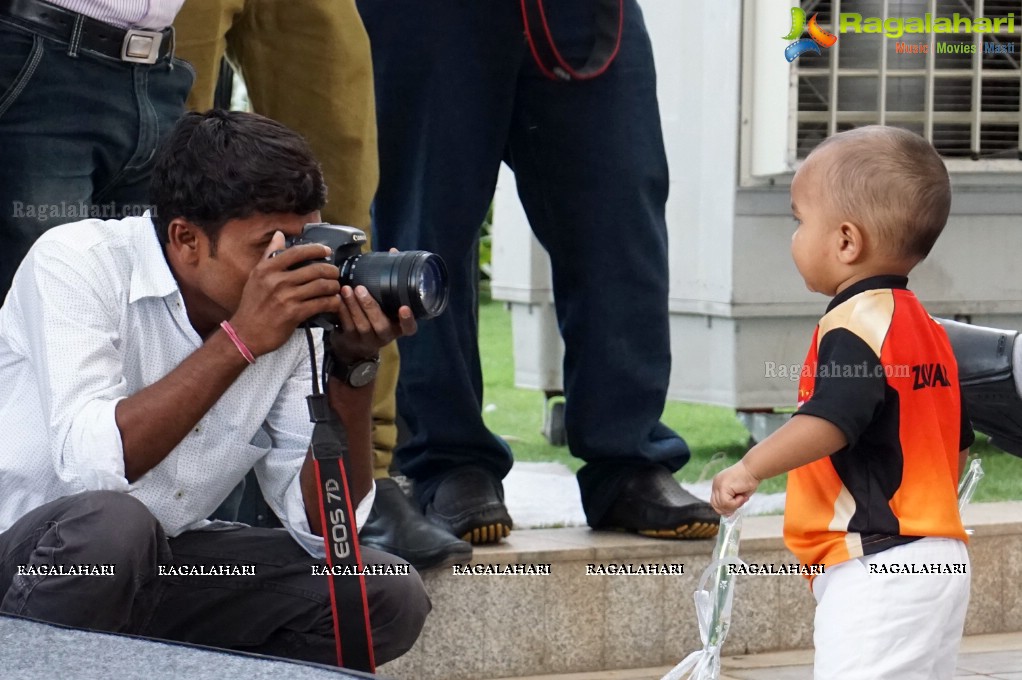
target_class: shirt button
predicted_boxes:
[175,490,184,499]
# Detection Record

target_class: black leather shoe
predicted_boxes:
[595,465,720,539]
[359,478,473,570]
[423,466,513,545]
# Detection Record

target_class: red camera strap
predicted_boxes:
[309,403,375,673]
[519,0,624,81]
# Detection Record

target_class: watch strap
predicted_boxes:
[327,352,380,385]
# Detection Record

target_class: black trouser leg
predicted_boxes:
[0,491,168,632]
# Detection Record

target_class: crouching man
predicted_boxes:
[0,110,429,666]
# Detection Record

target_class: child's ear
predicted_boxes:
[836,221,865,264]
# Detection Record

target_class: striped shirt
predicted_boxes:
[47,0,184,29]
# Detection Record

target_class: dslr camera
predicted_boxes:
[284,223,449,328]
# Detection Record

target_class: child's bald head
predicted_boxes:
[801,126,951,263]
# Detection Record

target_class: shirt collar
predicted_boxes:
[128,214,181,304]
[826,274,909,313]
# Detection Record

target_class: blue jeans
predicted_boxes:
[357,0,690,525]
[0,17,194,302]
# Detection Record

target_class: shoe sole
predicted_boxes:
[461,522,512,545]
[637,521,719,539]
[597,521,719,540]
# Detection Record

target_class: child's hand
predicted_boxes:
[711,461,761,516]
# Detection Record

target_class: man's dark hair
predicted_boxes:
[149,110,327,254]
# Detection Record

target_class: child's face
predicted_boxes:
[789,157,842,295]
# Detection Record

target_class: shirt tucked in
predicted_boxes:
[46,0,184,30]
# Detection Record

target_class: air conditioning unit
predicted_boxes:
[766,0,1021,172]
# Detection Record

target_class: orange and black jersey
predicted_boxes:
[784,275,973,572]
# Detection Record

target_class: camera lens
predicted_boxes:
[340,251,449,319]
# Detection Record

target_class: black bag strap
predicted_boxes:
[520,0,624,81]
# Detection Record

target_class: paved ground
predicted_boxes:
[498,632,1022,679]
[0,614,371,680]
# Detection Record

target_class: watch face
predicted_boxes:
[349,361,378,387]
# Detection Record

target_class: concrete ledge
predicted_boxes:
[378,503,1022,680]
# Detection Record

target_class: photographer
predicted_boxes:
[0,110,429,665]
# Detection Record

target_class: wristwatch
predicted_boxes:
[329,354,380,388]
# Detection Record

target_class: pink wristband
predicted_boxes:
[220,320,255,365]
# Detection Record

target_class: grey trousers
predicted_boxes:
[0,491,430,666]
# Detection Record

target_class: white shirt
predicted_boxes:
[0,215,373,556]
[48,0,185,30]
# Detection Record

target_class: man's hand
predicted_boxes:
[301,265,417,534]
[711,460,761,516]
[329,269,417,363]
[230,232,343,357]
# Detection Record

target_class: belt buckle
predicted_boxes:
[120,29,163,64]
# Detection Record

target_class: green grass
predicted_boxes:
[478,288,1022,502]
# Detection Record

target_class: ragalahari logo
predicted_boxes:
[784,8,838,61]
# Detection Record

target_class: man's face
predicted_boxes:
[193,211,322,320]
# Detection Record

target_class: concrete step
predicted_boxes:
[377,503,1022,680]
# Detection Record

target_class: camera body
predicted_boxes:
[284,222,449,328]
[285,222,367,265]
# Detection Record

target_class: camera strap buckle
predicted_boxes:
[307,394,333,426]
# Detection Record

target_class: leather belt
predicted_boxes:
[0,0,173,64]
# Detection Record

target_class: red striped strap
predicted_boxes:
[310,407,375,672]
[520,0,624,82]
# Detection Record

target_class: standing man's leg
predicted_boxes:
[0,10,191,303]
[167,0,243,111]
[174,0,470,568]
[508,0,717,537]
[357,0,523,543]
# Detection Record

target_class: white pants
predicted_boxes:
[812,537,971,680]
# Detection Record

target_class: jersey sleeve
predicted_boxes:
[796,327,886,450]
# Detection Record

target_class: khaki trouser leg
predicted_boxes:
[173,0,398,476]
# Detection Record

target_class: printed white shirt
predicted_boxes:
[0,215,373,556]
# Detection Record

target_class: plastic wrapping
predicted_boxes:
[958,457,985,527]
[662,510,744,680]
